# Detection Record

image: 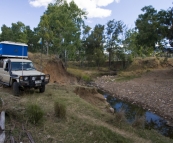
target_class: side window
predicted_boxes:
[5,63,8,69]
[0,61,3,68]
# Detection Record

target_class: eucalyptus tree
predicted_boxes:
[85,24,105,67]
[38,0,86,64]
[11,21,28,43]
[26,26,41,52]
[135,6,162,55]
[0,22,29,44]
[123,28,139,57]
[157,7,173,47]
[0,24,13,41]
[78,25,92,65]
[105,19,125,68]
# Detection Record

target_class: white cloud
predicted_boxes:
[29,0,120,18]
[115,0,120,3]
[86,20,93,24]
[29,0,55,7]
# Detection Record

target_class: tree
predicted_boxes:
[135,6,161,54]
[0,24,13,41]
[26,26,40,52]
[84,24,105,67]
[123,28,139,57]
[11,21,28,43]
[157,8,173,47]
[38,0,86,65]
[76,25,92,66]
[0,22,28,44]
[105,19,125,68]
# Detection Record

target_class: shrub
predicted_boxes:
[82,75,91,82]
[54,101,66,119]
[25,103,44,124]
[115,109,126,123]
[132,116,145,129]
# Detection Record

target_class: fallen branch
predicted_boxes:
[10,136,14,143]
[22,124,35,143]
[26,131,35,143]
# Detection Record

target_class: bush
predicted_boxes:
[82,75,91,82]
[115,109,126,123]
[25,103,44,124]
[132,116,145,129]
[54,101,66,119]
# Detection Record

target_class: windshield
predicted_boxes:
[11,62,35,71]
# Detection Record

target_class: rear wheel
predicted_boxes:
[13,82,20,96]
[39,85,45,93]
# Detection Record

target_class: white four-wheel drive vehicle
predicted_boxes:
[0,41,50,96]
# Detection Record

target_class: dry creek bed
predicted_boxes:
[94,68,173,124]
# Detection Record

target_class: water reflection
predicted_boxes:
[105,94,173,138]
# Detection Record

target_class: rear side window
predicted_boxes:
[0,60,3,68]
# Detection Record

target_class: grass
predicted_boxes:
[67,66,110,82]
[1,84,173,143]
[25,103,44,124]
[54,101,66,119]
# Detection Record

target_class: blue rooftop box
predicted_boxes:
[0,41,28,58]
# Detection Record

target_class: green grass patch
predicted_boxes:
[25,103,44,124]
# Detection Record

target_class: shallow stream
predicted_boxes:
[102,92,173,139]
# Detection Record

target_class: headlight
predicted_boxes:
[24,77,28,80]
[41,76,44,80]
[19,76,23,81]
[45,74,50,80]
[32,77,36,80]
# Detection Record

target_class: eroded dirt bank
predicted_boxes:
[94,68,173,123]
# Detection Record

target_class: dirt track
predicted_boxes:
[94,68,173,123]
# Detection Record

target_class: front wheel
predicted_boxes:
[13,82,20,96]
[39,85,45,93]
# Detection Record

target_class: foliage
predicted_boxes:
[135,6,160,50]
[123,28,138,57]
[114,109,126,126]
[105,20,125,68]
[132,116,145,129]
[25,103,44,124]
[38,0,86,61]
[82,74,91,82]
[54,101,66,118]
[0,22,28,43]
[84,24,105,67]
[157,8,173,42]
[1,2,173,67]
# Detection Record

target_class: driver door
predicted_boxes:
[3,62,10,84]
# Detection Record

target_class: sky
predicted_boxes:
[0,0,173,32]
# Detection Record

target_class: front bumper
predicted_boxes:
[19,75,50,88]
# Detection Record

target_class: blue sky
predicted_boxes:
[0,0,173,32]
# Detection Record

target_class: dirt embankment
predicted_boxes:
[28,52,77,85]
[74,86,107,106]
[94,58,173,123]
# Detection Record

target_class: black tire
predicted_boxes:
[39,85,45,93]
[13,82,20,96]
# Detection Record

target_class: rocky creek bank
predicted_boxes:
[94,68,173,125]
